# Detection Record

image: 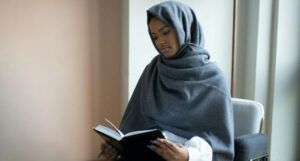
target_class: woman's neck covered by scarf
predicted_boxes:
[120,1,234,160]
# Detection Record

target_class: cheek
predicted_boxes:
[153,40,159,47]
[171,36,179,49]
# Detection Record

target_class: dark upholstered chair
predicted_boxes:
[232,98,269,161]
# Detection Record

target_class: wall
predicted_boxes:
[126,0,234,98]
[0,0,122,161]
[269,0,300,160]
[89,0,122,156]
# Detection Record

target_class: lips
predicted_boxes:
[159,46,171,53]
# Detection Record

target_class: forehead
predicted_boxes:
[149,17,168,32]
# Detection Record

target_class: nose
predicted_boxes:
[158,38,166,45]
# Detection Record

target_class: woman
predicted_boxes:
[100,1,234,161]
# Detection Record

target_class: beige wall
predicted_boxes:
[0,1,122,161]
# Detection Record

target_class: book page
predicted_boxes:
[125,129,159,137]
[94,125,122,141]
[105,118,124,138]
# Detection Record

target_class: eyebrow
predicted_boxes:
[158,25,169,32]
[151,25,169,35]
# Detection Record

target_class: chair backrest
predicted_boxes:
[232,98,264,137]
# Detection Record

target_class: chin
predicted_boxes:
[163,53,175,58]
[160,49,176,58]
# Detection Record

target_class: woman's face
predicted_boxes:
[149,17,179,58]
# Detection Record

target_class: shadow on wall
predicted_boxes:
[297,43,300,161]
[294,28,300,160]
[89,0,123,157]
[297,90,300,160]
[295,27,300,160]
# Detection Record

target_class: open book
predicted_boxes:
[93,119,165,161]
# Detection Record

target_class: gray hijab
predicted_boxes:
[120,1,234,160]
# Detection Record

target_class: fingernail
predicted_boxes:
[150,140,156,144]
[147,145,155,150]
[157,138,164,142]
[97,150,104,158]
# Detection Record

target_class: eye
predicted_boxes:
[161,28,170,35]
[151,33,157,40]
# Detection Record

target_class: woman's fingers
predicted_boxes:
[149,139,188,161]
[105,144,118,159]
[158,138,180,152]
[148,145,172,160]
[152,139,179,153]
[149,139,177,159]
[98,142,118,161]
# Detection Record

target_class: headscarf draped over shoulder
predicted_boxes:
[120,1,234,160]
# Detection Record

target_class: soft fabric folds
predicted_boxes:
[120,1,234,160]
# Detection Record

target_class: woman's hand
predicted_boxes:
[98,142,118,161]
[148,138,189,161]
